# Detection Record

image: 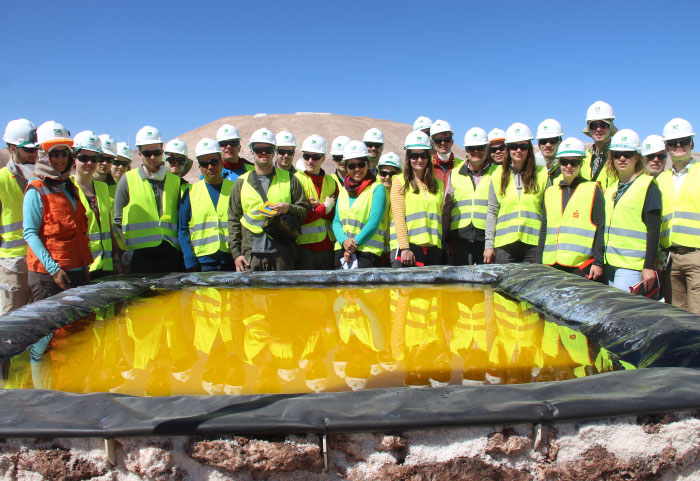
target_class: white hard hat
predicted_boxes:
[3,119,38,147]
[249,128,276,147]
[505,122,534,143]
[275,130,296,148]
[73,130,103,154]
[116,142,132,161]
[536,119,564,140]
[362,128,384,144]
[36,121,73,151]
[343,140,369,160]
[585,100,615,122]
[610,129,641,152]
[330,136,351,156]
[488,128,506,143]
[555,137,586,159]
[430,119,453,137]
[98,134,117,157]
[413,116,433,131]
[135,126,163,146]
[216,124,241,142]
[164,138,188,156]
[463,127,489,147]
[378,152,401,170]
[195,137,222,157]
[641,135,667,156]
[663,118,695,141]
[301,134,327,154]
[404,130,432,150]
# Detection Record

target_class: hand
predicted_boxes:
[308,198,320,209]
[483,249,495,264]
[343,238,358,253]
[641,268,656,292]
[52,269,70,290]
[588,264,603,281]
[269,202,290,214]
[234,255,250,272]
[400,248,415,267]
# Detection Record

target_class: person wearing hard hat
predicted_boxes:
[178,138,235,272]
[487,128,507,165]
[536,137,605,281]
[603,129,661,293]
[0,119,38,313]
[274,130,297,174]
[330,136,351,189]
[216,124,254,180]
[332,141,388,269]
[536,119,564,181]
[71,131,115,279]
[390,131,444,267]
[294,135,339,270]
[413,116,433,136]
[641,135,667,178]
[376,152,400,264]
[113,125,182,274]
[164,138,193,194]
[446,127,497,265]
[362,128,384,170]
[484,123,548,264]
[93,134,119,207]
[111,142,132,184]
[657,118,700,313]
[582,100,618,190]
[227,128,307,272]
[23,121,92,299]
[429,120,463,187]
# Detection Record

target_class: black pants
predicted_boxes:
[28,269,88,302]
[334,249,380,269]
[391,245,443,268]
[450,239,485,266]
[494,241,537,264]
[131,243,183,274]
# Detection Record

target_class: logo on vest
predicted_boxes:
[572,210,580,219]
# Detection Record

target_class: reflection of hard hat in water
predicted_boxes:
[345,376,367,391]
[305,378,328,393]
[278,368,299,382]
[224,385,244,395]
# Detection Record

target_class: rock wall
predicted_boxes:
[1,410,698,480]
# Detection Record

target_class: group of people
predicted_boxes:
[1,100,698,319]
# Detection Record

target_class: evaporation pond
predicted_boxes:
[4,285,632,396]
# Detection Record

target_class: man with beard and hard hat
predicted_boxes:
[94,134,119,206]
[164,138,193,193]
[581,100,618,191]
[363,128,384,170]
[430,119,463,186]
[275,130,297,174]
[641,135,667,178]
[216,124,254,180]
[535,119,564,181]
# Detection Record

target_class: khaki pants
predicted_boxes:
[0,265,30,315]
[669,250,700,315]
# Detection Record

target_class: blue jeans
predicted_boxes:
[604,265,641,293]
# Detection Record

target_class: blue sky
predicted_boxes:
[3,0,700,147]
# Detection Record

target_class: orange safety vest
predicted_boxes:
[25,179,92,274]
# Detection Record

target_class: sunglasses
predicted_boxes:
[507,143,530,152]
[466,145,485,153]
[76,154,101,164]
[218,140,240,148]
[364,142,383,149]
[538,137,560,146]
[198,159,220,168]
[278,149,294,157]
[303,153,323,161]
[48,149,70,159]
[489,144,506,153]
[346,160,367,170]
[645,153,666,161]
[558,158,582,167]
[252,146,274,155]
[378,170,396,177]
[433,136,452,144]
[140,149,163,158]
[332,155,344,162]
[20,146,39,154]
[665,137,692,147]
[588,121,610,130]
[611,151,636,160]
[100,157,114,163]
[408,152,429,160]
[113,160,130,167]
[166,156,187,165]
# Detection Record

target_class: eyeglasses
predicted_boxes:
[507,143,530,152]
[252,146,274,155]
[466,146,485,153]
[303,153,323,161]
[645,153,666,161]
[218,140,240,148]
[20,146,39,154]
[432,136,452,144]
[140,149,163,158]
[113,160,130,167]
[76,154,101,164]
[558,158,582,167]
[100,156,114,163]
[332,155,344,162]
[278,149,294,157]
[588,121,610,131]
[538,138,561,146]
[489,145,506,153]
[48,149,70,159]
[364,142,383,149]
[198,159,220,168]
[665,137,692,147]
[346,160,367,170]
[166,156,187,165]
[408,152,429,160]
[378,170,396,177]
[611,151,636,160]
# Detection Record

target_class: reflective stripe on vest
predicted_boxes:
[122,169,180,250]
[542,181,598,267]
[492,165,547,248]
[239,169,292,234]
[449,163,496,232]
[604,175,655,270]
[335,182,388,256]
[188,179,234,257]
[75,178,113,272]
[0,168,27,258]
[658,163,700,249]
[389,177,443,249]
[294,171,336,245]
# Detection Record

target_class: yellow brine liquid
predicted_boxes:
[2,285,633,396]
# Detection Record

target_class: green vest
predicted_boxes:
[239,169,291,234]
[335,182,387,256]
[389,177,443,250]
[0,168,27,258]
[657,162,700,249]
[604,175,655,270]
[107,182,117,214]
[449,164,496,232]
[492,165,547,248]
[294,171,336,245]
[122,169,180,250]
[75,178,113,272]
[188,179,234,257]
[542,181,598,267]
[581,148,614,192]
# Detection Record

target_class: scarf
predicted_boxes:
[33,154,71,182]
[344,172,375,198]
[432,152,454,170]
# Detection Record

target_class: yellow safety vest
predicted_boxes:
[389,177,443,250]
[492,165,547,247]
[449,164,496,232]
[604,175,655,270]
[107,182,117,214]
[581,148,614,192]
[122,169,180,250]
[542,181,598,267]
[0,168,27,258]
[239,169,291,234]
[335,181,387,256]
[74,178,113,272]
[188,179,234,257]
[657,162,700,249]
[294,171,336,245]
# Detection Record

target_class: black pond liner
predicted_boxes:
[0,264,698,438]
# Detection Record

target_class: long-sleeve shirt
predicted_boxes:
[332,184,387,247]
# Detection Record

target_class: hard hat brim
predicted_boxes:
[43,139,74,152]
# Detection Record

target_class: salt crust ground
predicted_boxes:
[0,410,698,480]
